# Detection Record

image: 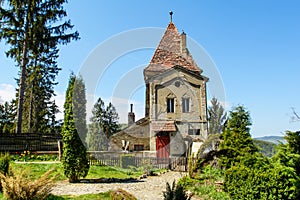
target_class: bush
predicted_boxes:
[0,153,10,192]
[110,188,137,200]
[120,155,136,168]
[0,153,10,175]
[0,168,57,200]
[163,180,191,200]
[224,162,300,199]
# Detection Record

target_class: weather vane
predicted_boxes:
[169,11,173,22]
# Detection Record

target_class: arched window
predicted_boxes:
[166,93,175,113]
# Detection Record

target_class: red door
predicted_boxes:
[156,132,170,159]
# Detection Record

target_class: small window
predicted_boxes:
[134,144,144,151]
[167,98,174,113]
[188,129,200,135]
[182,98,190,113]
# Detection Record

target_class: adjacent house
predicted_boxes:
[110,16,208,158]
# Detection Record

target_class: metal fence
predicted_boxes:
[0,133,62,152]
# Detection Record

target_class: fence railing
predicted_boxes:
[88,152,188,171]
[0,133,62,152]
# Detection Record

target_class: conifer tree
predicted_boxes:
[72,75,87,144]
[219,105,258,168]
[0,101,16,133]
[61,74,89,183]
[0,0,79,133]
[208,97,226,134]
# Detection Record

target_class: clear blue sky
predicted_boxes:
[1,0,300,137]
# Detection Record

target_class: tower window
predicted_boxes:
[182,98,190,113]
[167,98,174,113]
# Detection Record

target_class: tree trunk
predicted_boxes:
[16,39,28,133]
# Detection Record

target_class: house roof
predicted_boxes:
[151,121,176,132]
[144,22,202,80]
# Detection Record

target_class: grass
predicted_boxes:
[47,192,111,200]
[9,162,145,181]
[178,165,230,200]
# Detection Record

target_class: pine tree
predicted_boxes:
[86,98,120,150]
[104,102,120,138]
[219,105,258,168]
[61,74,89,183]
[0,0,79,133]
[208,97,226,134]
[0,101,16,133]
[88,98,107,150]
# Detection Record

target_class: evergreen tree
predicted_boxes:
[219,105,258,168]
[61,74,89,183]
[0,101,16,133]
[72,75,87,144]
[208,97,226,134]
[86,98,120,150]
[274,131,300,177]
[104,102,120,138]
[86,123,107,151]
[0,0,79,133]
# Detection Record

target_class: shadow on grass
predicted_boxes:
[78,177,144,184]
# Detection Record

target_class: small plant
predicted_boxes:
[0,168,57,200]
[163,180,191,200]
[110,188,137,200]
[0,153,10,192]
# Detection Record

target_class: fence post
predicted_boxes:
[58,140,63,161]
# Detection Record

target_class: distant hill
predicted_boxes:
[254,136,285,144]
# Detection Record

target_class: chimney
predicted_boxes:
[128,104,135,126]
[181,31,187,59]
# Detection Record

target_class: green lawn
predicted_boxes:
[47,192,111,200]
[1,162,143,200]
[9,162,144,181]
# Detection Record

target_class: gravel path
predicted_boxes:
[51,171,189,200]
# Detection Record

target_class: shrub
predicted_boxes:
[163,180,191,200]
[0,153,10,192]
[0,168,57,200]
[0,153,10,175]
[110,188,137,200]
[120,155,136,168]
[224,162,300,199]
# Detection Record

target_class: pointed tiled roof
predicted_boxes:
[144,22,202,80]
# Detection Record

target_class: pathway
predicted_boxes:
[51,171,191,200]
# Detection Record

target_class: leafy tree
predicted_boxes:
[0,0,79,133]
[61,74,89,183]
[72,75,87,144]
[219,105,258,168]
[208,97,226,134]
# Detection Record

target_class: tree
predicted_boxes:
[0,0,79,133]
[208,97,226,135]
[104,102,120,138]
[219,105,258,168]
[86,98,120,150]
[274,131,300,177]
[0,101,16,133]
[61,74,89,183]
[72,75,87,144]
[86,123,107,151]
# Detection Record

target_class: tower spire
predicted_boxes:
[169,11,173,22]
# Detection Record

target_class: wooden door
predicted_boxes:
[156,132,170,159]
